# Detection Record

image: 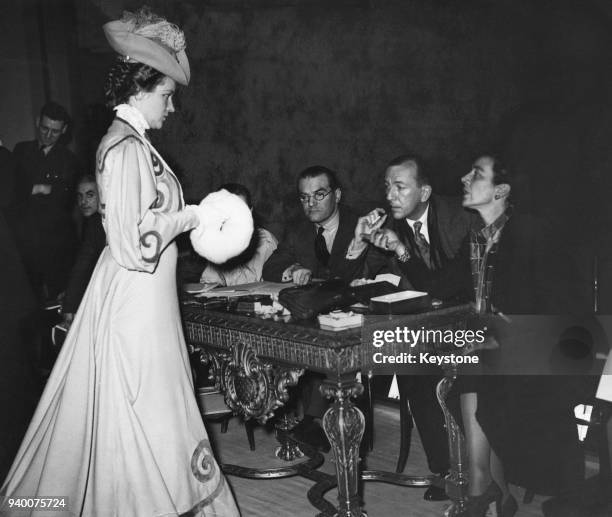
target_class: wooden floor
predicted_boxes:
[206,403,585,517]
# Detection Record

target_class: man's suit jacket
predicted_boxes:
[13,140,77,222]
[263,205,361,282]
[0,146,16,211]
[12,141,78,297]
[364,195,476,301]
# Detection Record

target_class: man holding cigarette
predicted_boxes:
[347,154,473,298]
[346,154,474,501]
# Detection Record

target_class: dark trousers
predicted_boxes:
[397,373,450,475]
[301,372,329,419]
[301,372,368,421]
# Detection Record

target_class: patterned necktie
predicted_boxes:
[413,221,432,269]
[314,226,330,266]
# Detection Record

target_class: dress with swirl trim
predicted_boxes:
[0,105,240,517]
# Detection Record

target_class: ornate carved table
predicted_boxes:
[182,302,476,517]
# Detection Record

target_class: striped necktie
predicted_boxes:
[413,221,432,269]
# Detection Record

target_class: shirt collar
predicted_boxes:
[316,207,340,233]
[39,143,54,155]
[477,207,511,243]
[406,203,429,231]
[114,104,150,136]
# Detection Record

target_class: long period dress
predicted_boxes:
[0,105,240,517]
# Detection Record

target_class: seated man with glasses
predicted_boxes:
[263,165,362,451]
[263,165,361,285]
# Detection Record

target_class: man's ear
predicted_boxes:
[335,188,342,204]
[60,123,67,135]
[421,184,432,203]
[35,117,41,129]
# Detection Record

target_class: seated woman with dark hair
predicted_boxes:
[457,154,584,517]
[200,182,277,286]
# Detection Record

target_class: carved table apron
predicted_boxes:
[182,303,475,517]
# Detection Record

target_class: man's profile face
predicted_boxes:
[36,116,66,148]
[384,163,430,220]
[298,174,340,224]
[77,181,99,218]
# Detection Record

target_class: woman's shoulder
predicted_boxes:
[96,118,147,172]
[98,118,145,152]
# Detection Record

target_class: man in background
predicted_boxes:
[13,101,78,302]
[61,175,105,328]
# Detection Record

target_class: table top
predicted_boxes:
[182,296,475,376]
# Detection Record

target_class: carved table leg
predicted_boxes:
[321,377,366,517]
[437,367,469,517]
[275,413,304,461]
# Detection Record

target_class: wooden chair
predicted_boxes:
[197,386,256,451]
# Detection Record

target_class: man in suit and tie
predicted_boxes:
[347,154,474,500]
[263,165,360,284]
[263,165,361,450]
[349,154,473,298]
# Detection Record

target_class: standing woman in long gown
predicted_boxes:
[1,9,240,516]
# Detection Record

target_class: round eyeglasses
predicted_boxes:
[299,189,333,204]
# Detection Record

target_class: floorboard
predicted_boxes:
[207,403,594,517]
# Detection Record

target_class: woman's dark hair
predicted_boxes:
[104,57,166,108]
[477,154,513,188]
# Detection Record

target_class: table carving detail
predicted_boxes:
[198,342,303,424]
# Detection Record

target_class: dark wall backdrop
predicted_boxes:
[43,0,611,306]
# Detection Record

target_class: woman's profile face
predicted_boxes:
[131,76,176,129]
[461,155,496,210]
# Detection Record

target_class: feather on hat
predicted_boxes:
[103,8,190,85]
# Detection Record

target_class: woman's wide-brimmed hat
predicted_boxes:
[103,9,190,85]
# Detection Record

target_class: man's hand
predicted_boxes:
[354,208,387,243]
[292,267,313,285]
[369,228,406,255]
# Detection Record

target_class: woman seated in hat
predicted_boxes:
[1,8,241,516]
